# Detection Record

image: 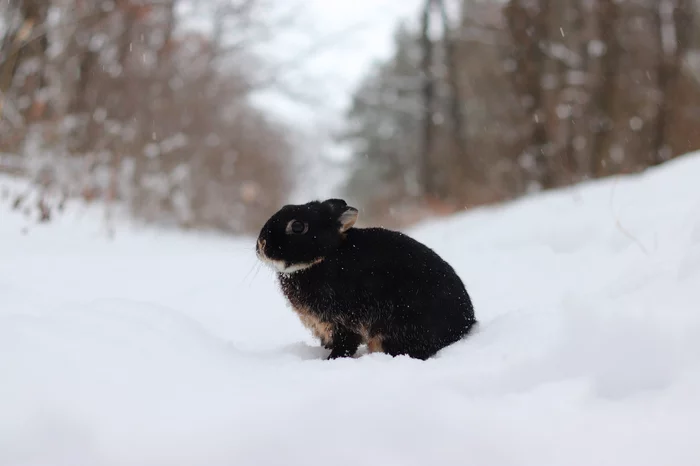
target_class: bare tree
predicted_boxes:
[420,0,438,198]
[437,0,476,183]
[0,0,50,144]
[504,0,552,189]
[651,0,695,165]
[590,0,621,176]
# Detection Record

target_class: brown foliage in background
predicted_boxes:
[342,0,700,226]
[1,0,295,234]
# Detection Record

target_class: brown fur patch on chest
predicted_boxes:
[356,324,383,354]
[366,335,383,353]
[292,305,333,346]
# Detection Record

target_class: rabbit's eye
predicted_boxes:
[287,220,308,235]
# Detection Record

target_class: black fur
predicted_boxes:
[256,199,476,360]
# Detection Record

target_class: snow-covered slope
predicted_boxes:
[2,154,700,466]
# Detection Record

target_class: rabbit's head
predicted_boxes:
[256,199,358,274]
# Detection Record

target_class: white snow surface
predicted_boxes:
[2,153,700,466]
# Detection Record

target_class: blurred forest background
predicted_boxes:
[2,0,700,234]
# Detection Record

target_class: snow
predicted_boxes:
[2,152,700,466]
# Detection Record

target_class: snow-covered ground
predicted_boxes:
[2,153,700,466]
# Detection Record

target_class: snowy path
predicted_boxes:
[2,154,700,465]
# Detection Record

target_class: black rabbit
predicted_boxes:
[256,198,476,360]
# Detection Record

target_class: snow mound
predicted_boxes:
[2,154,700,466]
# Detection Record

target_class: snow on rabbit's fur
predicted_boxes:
[2,153,700,466]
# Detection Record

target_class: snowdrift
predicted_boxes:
[2,153,700,466]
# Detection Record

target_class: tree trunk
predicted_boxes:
[420,0,437,198]
[437,0,477,184]
[0,0,49,126]
[652,0,693,166]
[504,0,552,189]
[591,0,620,177]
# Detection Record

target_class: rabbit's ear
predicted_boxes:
[338,206,358,232]
[321,199,358,231]
[322,198,347,212]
